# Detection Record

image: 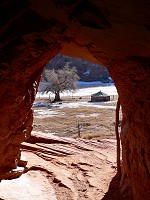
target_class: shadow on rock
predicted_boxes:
[102,175,133,200]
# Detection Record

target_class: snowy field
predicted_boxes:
[33,82,118,138]
[36,81,118,99]
[34,82,118,113]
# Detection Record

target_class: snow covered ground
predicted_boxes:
[33,82,118,116]
[36,81,117,99]
[33,101,116,110]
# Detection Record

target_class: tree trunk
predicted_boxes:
[54,91,61,102]
[115,97,121,179]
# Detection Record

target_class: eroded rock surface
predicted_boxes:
[0,1,150,200]
[0,131,124,200]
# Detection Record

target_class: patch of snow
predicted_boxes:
[83,70,90,75]
[34,109,65,118]
[34,101,116,110]
[33,102,53,107]
[89,113,100,117]
[59,102,116,109]
[36,84,117,99]
[32,130,56,135]
[108,77,112,81]
[77,113,99,117]
[51,102,115,109]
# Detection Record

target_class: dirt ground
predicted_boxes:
[33,95,120,140]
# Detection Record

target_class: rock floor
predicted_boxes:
[0,131,123,200]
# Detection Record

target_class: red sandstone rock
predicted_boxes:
[0,1,150,200]
[0,134,123,199]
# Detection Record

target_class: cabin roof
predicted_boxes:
[91,90,109,97]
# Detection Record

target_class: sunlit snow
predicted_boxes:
[34,82,118,112]
[33,101,116,110]
[34,109,65,118]
[36,81,117,98]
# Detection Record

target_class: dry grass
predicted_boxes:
[33,96,119,140]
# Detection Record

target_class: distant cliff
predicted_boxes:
[42,54,112,82]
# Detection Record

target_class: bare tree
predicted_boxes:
[44,66,79,102]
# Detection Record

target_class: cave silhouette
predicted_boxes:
[0,1,150,200]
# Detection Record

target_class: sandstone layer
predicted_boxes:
[1,131,126,200]
[0,1,150,200]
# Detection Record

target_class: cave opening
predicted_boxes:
[32,54,118,141]
[0,43,149,200]
[0,33,149,200]
[0,0,150,199]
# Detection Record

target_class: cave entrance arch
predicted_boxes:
[1,36,149,200]
[33,52,117,141]
[0,1,150,200]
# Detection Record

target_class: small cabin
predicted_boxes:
[91,91,110,102]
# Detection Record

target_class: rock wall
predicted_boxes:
[0,0,150,199]
[108,60,150,199]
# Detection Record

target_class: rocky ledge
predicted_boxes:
[0,131,130,200]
